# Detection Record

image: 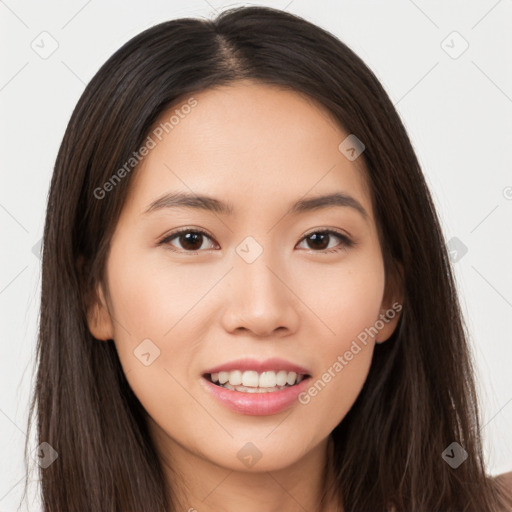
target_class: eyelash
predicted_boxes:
[158,227,355,254]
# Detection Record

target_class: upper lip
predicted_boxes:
[203,357,311,376]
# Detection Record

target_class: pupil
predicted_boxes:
[309,233,328,250]
[181,233,202,250]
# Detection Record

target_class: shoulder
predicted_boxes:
[492,471,512,511]
[494,470,512,489]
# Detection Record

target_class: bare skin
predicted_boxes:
[87,80,403,512]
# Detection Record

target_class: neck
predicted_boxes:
[148,420,341,512]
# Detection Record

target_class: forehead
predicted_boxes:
[124,80,373,221]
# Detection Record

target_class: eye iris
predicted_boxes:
[308,232,329,250]
[169,231,341,252]
[179,232,203,251]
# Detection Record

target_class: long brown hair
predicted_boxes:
[21,6,512,511]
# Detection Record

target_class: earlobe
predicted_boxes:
[86,283,115,342]
[375,262,404,344]
[374,303,402,343]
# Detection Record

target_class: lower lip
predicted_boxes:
[200,375,311,416]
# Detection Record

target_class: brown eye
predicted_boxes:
[297,230,353,253]
[305,232,330,250]
[160,228,354,254]
[161,229,216,252]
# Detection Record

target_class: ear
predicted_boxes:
[77,255,115,342]
[86,282,115,342]
[375,261,404,344]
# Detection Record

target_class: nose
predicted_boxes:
[220,253,300,338]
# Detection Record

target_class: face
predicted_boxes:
[87,80,401,477]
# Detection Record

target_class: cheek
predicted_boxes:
[296,248,385,345]
[298,343,373,432]
[104,247,218,399]
[104,252,206,432]
[294,253,384,423]
[297,291,378,430]
[107,243,216,340]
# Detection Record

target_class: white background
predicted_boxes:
[1,1,511,510]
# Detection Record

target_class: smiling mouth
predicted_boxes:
[203,370,311,393]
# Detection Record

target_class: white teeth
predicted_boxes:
[221,382,287,393]
[228,370,243,386]
[218,371,229,384]
[208,370,306,388]
[242,370,259,387]
[276,370,288,386]
[259,371,277,387]
[286,372,297,385]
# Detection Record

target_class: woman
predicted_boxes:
[22,5,512,511]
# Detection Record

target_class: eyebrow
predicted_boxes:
[143,191,369,221]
